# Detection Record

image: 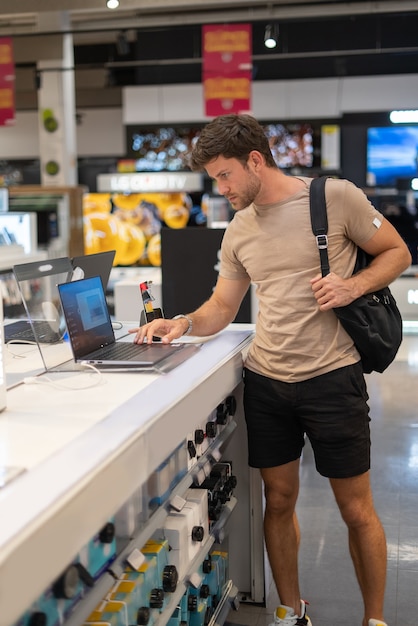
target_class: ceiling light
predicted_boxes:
[390,110,418,124]
[264,24,278,49]
[107,0,119,9]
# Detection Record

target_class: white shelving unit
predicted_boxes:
[0,326,254,626]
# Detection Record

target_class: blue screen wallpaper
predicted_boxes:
[367,126,418,186]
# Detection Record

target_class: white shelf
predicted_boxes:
[0,326,254,626]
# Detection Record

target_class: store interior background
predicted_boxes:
[0,0,417,188]
[0,0,417,324]
[0,3,417,626]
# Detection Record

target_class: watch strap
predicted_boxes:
[173,314,193,336]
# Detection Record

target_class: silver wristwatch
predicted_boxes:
[173,314,193,336]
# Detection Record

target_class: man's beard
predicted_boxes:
[231,171,261,210]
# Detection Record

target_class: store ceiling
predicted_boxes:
[1,0,418,110]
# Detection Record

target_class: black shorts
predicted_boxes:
[243,362,371,479]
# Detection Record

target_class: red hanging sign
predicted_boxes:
[203,73,252,117]
[202,24,252,117]
[0,38,15,126]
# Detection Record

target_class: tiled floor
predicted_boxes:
[227,333,418,626]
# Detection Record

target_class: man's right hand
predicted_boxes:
[129,317,189,345]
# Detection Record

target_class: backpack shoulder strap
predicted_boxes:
[309,176,330,277]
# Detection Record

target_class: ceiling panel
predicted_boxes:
[3,0,418,108]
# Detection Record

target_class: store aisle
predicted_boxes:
[227,334,418,626]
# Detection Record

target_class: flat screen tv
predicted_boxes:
[367,126,418,187]
[126,122,315,172]
[263,122,314,169]
[126,126,201,171]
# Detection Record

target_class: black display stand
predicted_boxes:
[161,227,252,323]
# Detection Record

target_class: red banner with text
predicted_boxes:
[0,38,15,126]
[202,24,252,117]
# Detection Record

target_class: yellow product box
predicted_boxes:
[85,600,129,626]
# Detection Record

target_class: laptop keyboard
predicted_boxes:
[87,341,148,361]
[4,320,63,343]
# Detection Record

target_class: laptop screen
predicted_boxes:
[58,276,115,359]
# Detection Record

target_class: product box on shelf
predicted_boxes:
[160,511,190,579]
[162,497,206,574]
[188,596,211,626]
[115,484,148,542]
[148,442,188,512]
[184,488,209,531]
[85,599,129,626]
[167,606,182,626]
[141,538,179,597]
[209,551,229,602]
[114,552,167,626]
[108,577,153,626]
[147,458,173,511]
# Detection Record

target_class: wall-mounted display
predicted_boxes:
[126,126,201,171]
[367,126,418,187]
[263,122,314,169]
[126,122,318,172]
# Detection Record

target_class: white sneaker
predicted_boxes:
[271,600,312,626]
[368,621,388,626]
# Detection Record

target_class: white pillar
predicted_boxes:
[37,12,77,186]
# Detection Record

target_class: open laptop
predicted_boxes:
[4,257,73,344]
[4,252,116,344]
[58,275,199,370]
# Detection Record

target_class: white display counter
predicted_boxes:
[0,325,254,626]
[112,267,418,325]
[389,269,418,322]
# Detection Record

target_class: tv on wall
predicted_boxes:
[263,122,314,169]
[367,126,418,187]
[126,122,315,172]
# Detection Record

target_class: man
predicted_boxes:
[132,114,411,626]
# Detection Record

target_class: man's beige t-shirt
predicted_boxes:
[219,177,385,382]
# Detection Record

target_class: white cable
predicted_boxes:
[6,340,38,358]
[23,363,105,390]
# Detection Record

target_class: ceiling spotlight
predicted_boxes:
[264,24,278,49]
[107,0,119,9]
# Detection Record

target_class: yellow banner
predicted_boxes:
[0,42,12,65]
[0,88,13,108]
[204,77,251,100]
[204,30,250,53]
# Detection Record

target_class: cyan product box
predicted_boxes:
[210,551,228,601]
[107,578,152,626]
[179,590,189,623]
[142,538,178,595]
[167,606,181,626]
[188,597,210,626]
[122,554,160,608]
